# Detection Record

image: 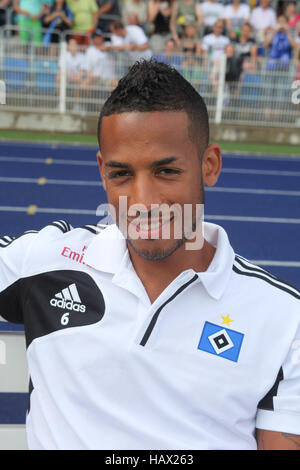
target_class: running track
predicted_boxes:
[0,141,299,430]
[0,141,299,286]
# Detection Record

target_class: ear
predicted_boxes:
[202,143,222,187]
[97,150,106,191]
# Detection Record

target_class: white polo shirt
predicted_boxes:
[250,6,277,31]
[83,45,116,80]
[59,51,86,77]
[0,221,300,450]
[199,1,225,27]
[201,33,230,60]
[111,25,152,62]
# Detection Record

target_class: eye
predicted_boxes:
[157,168,182,176]
[108,170,131,180]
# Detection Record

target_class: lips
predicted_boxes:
[129,217,174,239]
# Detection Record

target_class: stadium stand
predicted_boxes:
[0,0,298,125]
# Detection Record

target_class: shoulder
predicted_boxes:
[232,254,300,303]
[1,221,106,252]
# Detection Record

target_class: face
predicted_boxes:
[165,39,176,53]
[92,35,104,47]
[285,3,296,16]
[226,44,235,57]
[277,16,288,28]
[184,25,196,38]
[260,0,270,8]
[241,24,251,37]
[68,39,78,54]
[213,21,224,36]
[98,111,221,261]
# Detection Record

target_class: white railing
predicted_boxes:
[0,27,299,127]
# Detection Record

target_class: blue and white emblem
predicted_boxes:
[198,321,244,362]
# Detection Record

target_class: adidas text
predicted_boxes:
[50,298,86,313]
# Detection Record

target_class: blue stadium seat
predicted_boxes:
[3,57,30,90]
[33,59,58,92]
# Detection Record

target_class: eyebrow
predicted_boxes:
[105,157,178,169]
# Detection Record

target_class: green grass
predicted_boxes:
[217,141,300,156]
[0,130,98,146]
[0,129,300,156]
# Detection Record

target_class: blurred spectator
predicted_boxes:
[224,0,250,39]
[110,20,152,62]
[13,0,48,44]
[223,43,243,108]
[95,0,121,35]
[148,0,174,53]
[284,1,300,37]
[43,0,73,46]
[233,22,257,70]
[56,37,85,101]
[202,19,229,65]
[225,43,243,82]
[154,37,182,70]
[264,14,297,71]
[202,19,229,91]
[197,0,225,36]
[250,0,276,42]
[122,0,148,30]
[80,29,117,87]
[66,0,98,45]
[181,24,201,53]
[182,42,202,86]
[170,0,202,44]
[0,0,11,27]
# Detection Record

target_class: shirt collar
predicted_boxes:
[196,222,235,300]
[84,222,235,300]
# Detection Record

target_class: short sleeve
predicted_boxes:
[90,0,99,13]
[0,232,37,324]
[256,321,300,435]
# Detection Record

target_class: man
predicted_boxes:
[233,22,257,71]
[250,0,277,43]
[95,0,121,35]
[66,0,99,45]
[56,38,86,109]
[197,0,225,35]
[1,61,300,450]
[201,19,230,92]
[80,28,117,88]
[153,38,183,72]
[264,15,297,71]
[13,0,48,45]
[201,19,230,64]
[110,20,152,63]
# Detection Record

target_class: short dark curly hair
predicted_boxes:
[97,60,209,156]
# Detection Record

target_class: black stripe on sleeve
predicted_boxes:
[80,225,104,235]
[232,265,300,300]
[235,255,279,280]
[48,220,71,233]
[0,231,37,249]
[258,367,284,411]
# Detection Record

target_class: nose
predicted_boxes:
[128,173,163,216]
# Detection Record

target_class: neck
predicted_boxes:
[127,239,216,303]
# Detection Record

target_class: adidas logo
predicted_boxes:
[50,283,86,313]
